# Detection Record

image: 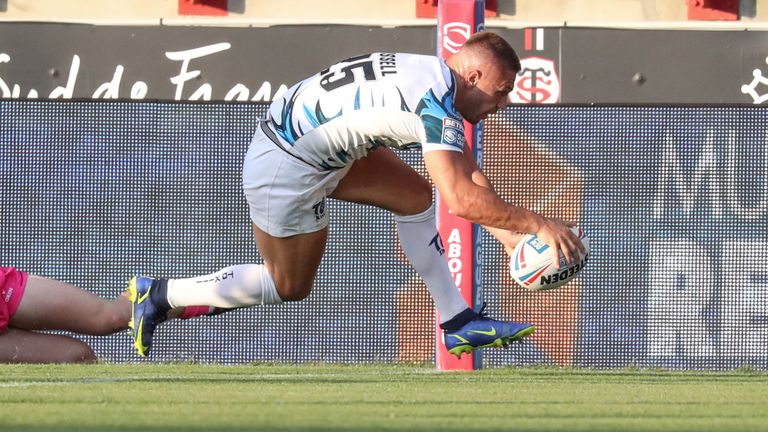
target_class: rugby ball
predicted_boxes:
[509,226,590,291]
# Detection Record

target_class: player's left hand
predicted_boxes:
[486,227,525,257]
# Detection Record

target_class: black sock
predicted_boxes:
[150,278,172,311]
[210,307,236,316]
[440,307,478,333]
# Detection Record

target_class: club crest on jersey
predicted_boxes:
[441,117,466,147]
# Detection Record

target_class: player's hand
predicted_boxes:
[484,226,525,257]
[534,218,586,268]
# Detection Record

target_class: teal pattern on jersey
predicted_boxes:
[414,76,461,147]
[272,84,304,145]
[314,102,342,125]
[302,104,320,128]
[354,87,362,110]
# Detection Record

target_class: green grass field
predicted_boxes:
[2,363,767,432]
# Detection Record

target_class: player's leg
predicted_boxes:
[128,127,335,356]
[330,147,433,215]
[330,147,534,357]
[0,328,96,364]
[129,226,328,357]
[11,275,129,336]
[163,125,334,306]
[250,225,328,301]
[161,129,335,307]
[329,147,471,325]
[153,227,327,307]
[0,272,101,363]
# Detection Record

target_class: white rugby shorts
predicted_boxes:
[242,125,351,237]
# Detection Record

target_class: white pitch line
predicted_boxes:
[0,369,445,388]
[0,381,74,388]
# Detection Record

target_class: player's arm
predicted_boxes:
[457,142,527,254]
[423,146,584,265]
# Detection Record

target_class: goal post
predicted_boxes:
[435,0,486,371]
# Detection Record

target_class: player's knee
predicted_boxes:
[413,179,433,213]
[400,178,433,215]
[274,280,312,302]
[278,287,311,302]
[99,310,129,336]
[417,176,433,199]
[90,305,130,336]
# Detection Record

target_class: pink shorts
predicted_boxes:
[0,267,28,332]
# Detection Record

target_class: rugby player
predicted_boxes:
[128,32,585,358]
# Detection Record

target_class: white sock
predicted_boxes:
[395,204,469,323]
[166,264,283,308]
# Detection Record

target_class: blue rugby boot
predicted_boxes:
[442,306,535,358]
[127,275,171,357]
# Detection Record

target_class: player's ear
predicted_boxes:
[466,69,481,87]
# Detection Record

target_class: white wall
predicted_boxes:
[1,0,765,23]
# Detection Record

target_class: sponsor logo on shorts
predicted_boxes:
[441,117,465,147]
[4,287,14,303]
[312,198,326,221]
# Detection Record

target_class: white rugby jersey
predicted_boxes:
[263,52,466,170]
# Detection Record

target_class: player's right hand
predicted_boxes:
[534,217,586,268]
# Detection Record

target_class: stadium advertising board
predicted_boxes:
[0,23,436,101]
[481,106,768,369]
[2,23,768,104]
[1,101,765,369]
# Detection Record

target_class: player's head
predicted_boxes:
[447,32,521,124]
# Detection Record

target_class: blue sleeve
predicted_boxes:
[415,83,466,153]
